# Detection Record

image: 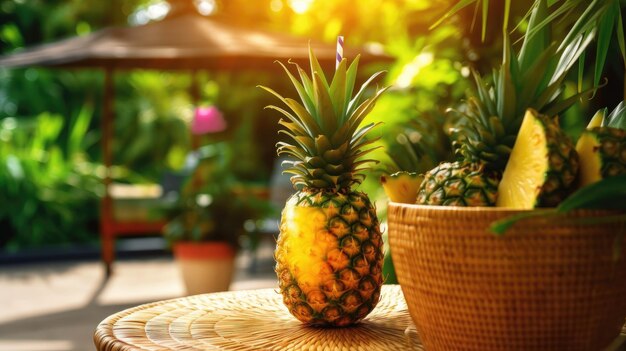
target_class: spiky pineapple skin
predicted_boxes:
[275,189,383,327]
[535,115,579,207]
[416,162,500,206]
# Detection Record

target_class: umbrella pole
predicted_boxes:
[190,70,203,190]
[191,69,200,149]
[101,67,115,277]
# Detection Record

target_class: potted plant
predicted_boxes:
[385,1,626,350]
[163,135,272,295]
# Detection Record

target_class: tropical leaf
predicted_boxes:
[617,6,626,69]
[557,175,626,212]
[441,0,625,88]
[577,51,585,93]
[551,30,597,86]
[518,0,550,73]
[502,0,511,32]
[481,0,488,41]
[520,0,575,50]
[558,0,608,53]
[517,43,558,108]
[490,175,626,235]
[542,82,602,117]
[429,0,477,31]
[594,7,616,88]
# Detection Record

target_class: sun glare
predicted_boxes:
[195,0,217,16]
[288,0,314,14]
[395,52,434,89]
[129,1,170,26]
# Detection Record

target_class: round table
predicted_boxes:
[94,284,422,351]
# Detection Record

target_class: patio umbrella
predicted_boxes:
[0,3,391,276]
[0,0,389,70]
[0,11,383,70]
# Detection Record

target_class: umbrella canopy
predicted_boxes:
[0,12,388,70]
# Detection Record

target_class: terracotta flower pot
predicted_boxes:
[173,241,235,295]
[388,203,626,351]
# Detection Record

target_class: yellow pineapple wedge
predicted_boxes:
[576,102,626,187]
[380,171,423,203]
[496,109,579,209]
[259,47,387,327]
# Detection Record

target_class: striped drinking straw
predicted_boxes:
[336,35,344,70]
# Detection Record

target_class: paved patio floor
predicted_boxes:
[0,250,277,351]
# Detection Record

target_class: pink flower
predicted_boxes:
[192,106,226,135]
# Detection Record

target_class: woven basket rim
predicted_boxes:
[388,202,622,215]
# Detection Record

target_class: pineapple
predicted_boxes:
[380,171,423,204]
[260,47,387,326]
[417,0,594,206]
[496,109,579,208]
[417,162,500,206]
[576,101,626,187]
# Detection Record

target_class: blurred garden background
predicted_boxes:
[1,0,624,255]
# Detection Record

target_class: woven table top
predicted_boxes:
[94,284,421,351]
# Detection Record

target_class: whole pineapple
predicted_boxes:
[260,47,387,326]
[418,0,593,207]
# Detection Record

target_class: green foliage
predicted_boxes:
[384,115,453,175]
[437,0,626,96]
[114,71,192,174]
[0,109,102,250]
[362,19,466,181]
[164,123,274,247]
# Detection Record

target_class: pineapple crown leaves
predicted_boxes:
[259,46,388,191]
[450,0,604,170]
[384,113,453,175]
[598,100,626,130]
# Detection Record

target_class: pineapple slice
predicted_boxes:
[586,108,606,128]
[576,102,626,187]
[496,109,579,209]
[380,172,423,204]
[575,131,600,186]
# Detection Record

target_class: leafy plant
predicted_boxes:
[0,107,102,250]
[162,140,273,249]
[434,0,626,91]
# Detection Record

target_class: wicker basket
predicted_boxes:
[388,203,626,351]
